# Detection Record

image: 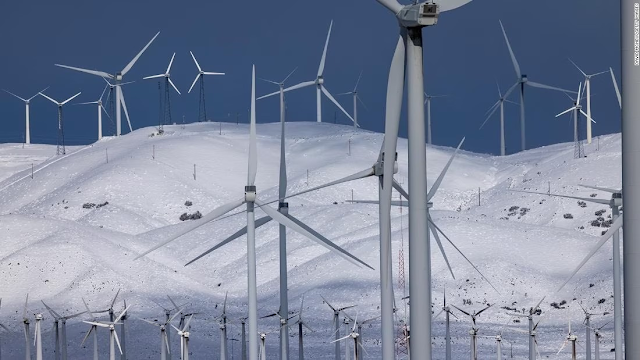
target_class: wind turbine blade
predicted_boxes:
[259,78,280,86]
[114,305,130,324]
[576,82,583,106]
[55,64,113,79]
[256,201,374,270]
[134,197,246,259]
[392,179,410,200]
[499,20,521,78]
[164,332,171,353]
[346,200,382,205]
[41,301,61,319]
[375,0,403,14]
[479,102,501,130]
[84,321,109,328]
[283,167,375,201]
[283,67,298,83]
[578,184,621,193]
[39,92,59,105]
[610,67,621,108]
[568,58,587,77]
[317,20,333,77]
[353,70,363,92]
[451,304,471,317]
[183,314,194,331]
[82,298,97,320]
[427,137,465,201]
[556,107,576,118]
[2,89,27,102]
[580,110,596,123]
[482,99,500,117]
[203,72,225,76]
[23,294,29,319]
[121,31,160,76]
[303,322,314,332]
[143,74,165,80]
[331,334,352,343]
[166,53,176,74]
[556,216,623,293]
[118,87,133,132]
[61,92,82,105]
[357,95,369,111]
[101,105,111,120]
[188,74,201,94]
[258,80,316,100]
[476,304,492,316]
[248,65,257,186]
[527,81,576,93]
[320,295,337,312]
[81,327,94,346]
[437,0,473,12]
[29,86,50,101]
[168,78,181,95]
[430,218,500,293]
[429,222,455,279]
[190,51,202,72]
[503,82,519,100]
[185,216,272,266]
[512,189,611,205]
[114,329,123,354]
[322,86,355,124]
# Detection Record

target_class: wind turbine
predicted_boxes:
[257,21,355,125]
[515,184,623,360]
[188,51,225,123]
[144,53,181,133]
[499,20,575,151]
[83,305,130,360]
[217,294,229,360]
[343,312,378,360]
[39,91,82,155]
[321,296,356,360]
[41,301,84,360]
[102,78,135,135]
[589,322,609,360]
[290,296,313,360]
[577,302,604,360]
[609,67,621,109]
[171,314,193,360]
[80,298,102,360]
[2,87,48,144]
[55,31,160,136]
[424,92,446,145]
[568,59,607,144]
[331,315,364,360]
[372,1,481,358]
[136,66,370,360]
[75,84,110,140]
[557,321,578,360]
[22,295,31,360]
[506,297,545,360]
[33,313,43,360]
[555,82,595,158]
[337,71,366,128]
[479,83,517,156]
[434,290,457,360]
[138,307,183,360]
[451,304,492,360]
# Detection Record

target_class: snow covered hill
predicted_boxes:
[0,122,622,359]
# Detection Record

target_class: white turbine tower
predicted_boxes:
[2,87,48,144]
[499,20,575,151]
[39,91,82,156]
[188,51,225,123]
[290,295,313,360]
[41,301,85,360]
[144,53,181,132]
[136,66,370,360]
[337,71,366,128]
[258,21,355,125]
[55,31,160,136]
[479,83,517,156]
[568,59,607,144]
[22,295,31,360]
[33,313,43,360]
[75,84,110,140]
[83,305,130,360]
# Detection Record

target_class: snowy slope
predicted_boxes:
[0,122,622,359]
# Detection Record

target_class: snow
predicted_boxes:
[0,122,622,359]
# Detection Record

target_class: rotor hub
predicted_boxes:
[116,74,123,82]
[245,185,257,202]
[521,75,528,82]
[35,314,43,320]
[316,77,324,85]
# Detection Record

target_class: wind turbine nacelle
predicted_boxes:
[521,75,528,83]
[245,186,257,202]
[397,3,439,28]
[116,74,123,82]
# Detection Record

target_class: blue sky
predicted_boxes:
[0,0,620,155]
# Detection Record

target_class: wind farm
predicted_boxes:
[0,0,632,359]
